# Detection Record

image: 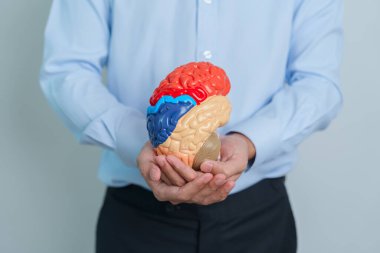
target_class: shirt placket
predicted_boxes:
[196,0,218,62]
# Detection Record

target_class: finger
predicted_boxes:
[150,173,212,203]
[228,174,241,182]
[166,155,197,182]
[155,156,186,187]
[161,173,172,185]
[175,173,213,203]
[200,159,242,178]
[202,180,235,205]
[137,142,156,169]
[191,174,226,203]
[149,164,161,182]
[148,179,180,202]
[142,164,182,202]
[206,173,226,191]
[213,174,228,188]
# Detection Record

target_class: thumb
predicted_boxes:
[200,159,241,178]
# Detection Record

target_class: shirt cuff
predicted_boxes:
[225,131,256,172]
[227,112,283,171]
[80,105,149,167]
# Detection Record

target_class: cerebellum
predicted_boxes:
[147,62,232,170]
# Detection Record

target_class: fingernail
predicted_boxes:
[202,162,213,172]
[215,178,225,186]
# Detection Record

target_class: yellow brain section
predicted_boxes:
[155,95,232,167]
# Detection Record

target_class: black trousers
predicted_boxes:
[96,177,297,253]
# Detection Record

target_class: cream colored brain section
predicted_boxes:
[156,95,231,167]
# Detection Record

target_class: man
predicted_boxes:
[40,0,343,252]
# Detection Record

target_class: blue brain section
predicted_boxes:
[147,96,195,147]
[147,95,196,114]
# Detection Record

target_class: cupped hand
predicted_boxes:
[153,133,255,204]
[200,133,256,182]
[137,142,233,205]
[155,154,235,205]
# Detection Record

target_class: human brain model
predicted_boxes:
[146,62,232,170]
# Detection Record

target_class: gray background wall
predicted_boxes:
[0,1,379,252]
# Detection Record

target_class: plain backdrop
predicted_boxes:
[0,1,379,252]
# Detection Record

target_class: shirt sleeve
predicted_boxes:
[39,0,148,167]
[227,0,344,171]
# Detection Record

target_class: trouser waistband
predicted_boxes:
[106,177,286,220]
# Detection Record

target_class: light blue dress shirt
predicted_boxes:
[40,0,343,194]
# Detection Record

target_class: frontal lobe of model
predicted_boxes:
[147,62,232,170]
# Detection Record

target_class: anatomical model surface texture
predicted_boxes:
[147,62,232,170]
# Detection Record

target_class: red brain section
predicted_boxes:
[150,62,231,106]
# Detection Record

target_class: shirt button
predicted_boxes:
[203,50,212,60]
[203,0,212,4]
